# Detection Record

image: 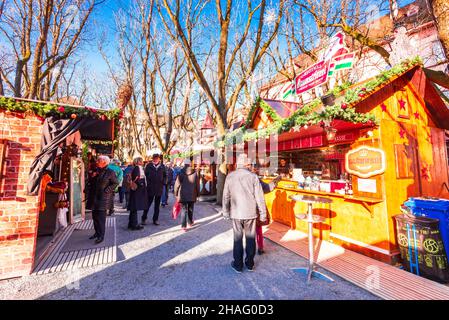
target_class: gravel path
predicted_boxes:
[0,195,379,300]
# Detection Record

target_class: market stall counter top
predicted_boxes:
[263,178,383,203]
[262,178,395,263]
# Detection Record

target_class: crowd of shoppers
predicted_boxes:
[87,151,276,273]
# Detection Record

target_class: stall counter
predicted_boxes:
[263,178,397,263]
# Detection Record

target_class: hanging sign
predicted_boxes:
[345,146,386,178]
[282,81,295,99]
[328,52,356,76]
[295,60,330,95]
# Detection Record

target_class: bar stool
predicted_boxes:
[289,194,334,283]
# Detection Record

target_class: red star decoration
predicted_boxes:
[399,128,406,139]
[398,99,406,110]
[421,167,430,181]
[413,112,419,119]
[381,103,387,112]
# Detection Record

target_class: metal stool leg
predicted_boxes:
[292,203,334,283]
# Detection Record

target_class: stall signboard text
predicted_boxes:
[345,146,386,178]
[295,60,330,95]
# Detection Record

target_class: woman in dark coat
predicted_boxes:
[87,156,119,244]
[127,157,147,230]
[174,163,200,231]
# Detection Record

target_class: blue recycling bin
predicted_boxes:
[404,197,449,257]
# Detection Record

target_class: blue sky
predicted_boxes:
[83,0,416,75]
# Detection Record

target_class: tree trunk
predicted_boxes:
[215,124,228,206]
[429,0,449,59]
[215,151,228,206]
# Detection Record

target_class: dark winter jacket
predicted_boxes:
[88,166,119,211]
[174,165,200,203]
[165,167,174,186]
[127,166,149,211]
[222,168,267,221]
[145,163,166,196]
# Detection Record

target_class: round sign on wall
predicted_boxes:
[345,146,386,178]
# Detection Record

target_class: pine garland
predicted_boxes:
[0,96,122,122]
[214,57,422,148]
[0,96,123,141]
[164,57,424,158]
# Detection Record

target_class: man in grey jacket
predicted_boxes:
[222,154,267,273]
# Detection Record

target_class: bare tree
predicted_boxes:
[99,1,200,161]
[0,0,103,99]
[429,0,449,59]
[0,0,4,19]
[157,0,285,203]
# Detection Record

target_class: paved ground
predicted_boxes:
[0,194,379,300]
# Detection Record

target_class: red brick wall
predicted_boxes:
[0,111,42,280]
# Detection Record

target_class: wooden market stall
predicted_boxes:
[0,96,121,280]
[240,59,449,264]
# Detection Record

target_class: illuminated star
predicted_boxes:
[398,99,406,110]
[399,128,406,138]
[381,103,387,112]
[413,112,419,119]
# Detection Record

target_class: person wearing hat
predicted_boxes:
[143,153,166,225]
[222,153,267,273]
[88,155,119,244]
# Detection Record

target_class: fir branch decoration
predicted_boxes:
[0,96,122,121]
[214,57,422,148]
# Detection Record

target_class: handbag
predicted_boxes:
[130,177,138,191]
[172,200,182,220]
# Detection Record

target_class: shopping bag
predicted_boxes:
[172,201,182,220]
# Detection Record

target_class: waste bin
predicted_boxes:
[394,213,449,283]
[404,197,449,257]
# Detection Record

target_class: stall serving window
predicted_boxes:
[269,144,353,195]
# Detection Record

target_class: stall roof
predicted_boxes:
[0,96,119,141]
[201,112,215,130]
[262,99,301,119]
[247,60,449,135]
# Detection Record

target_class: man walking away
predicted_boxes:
[143,154,166,225]
[174,161,200,231]
[88,156,119,244]
[107,159,123,216]
[222,154,267,273]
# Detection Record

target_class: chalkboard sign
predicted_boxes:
[70,157,85,223]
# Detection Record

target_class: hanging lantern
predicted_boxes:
[325,126,337,141]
